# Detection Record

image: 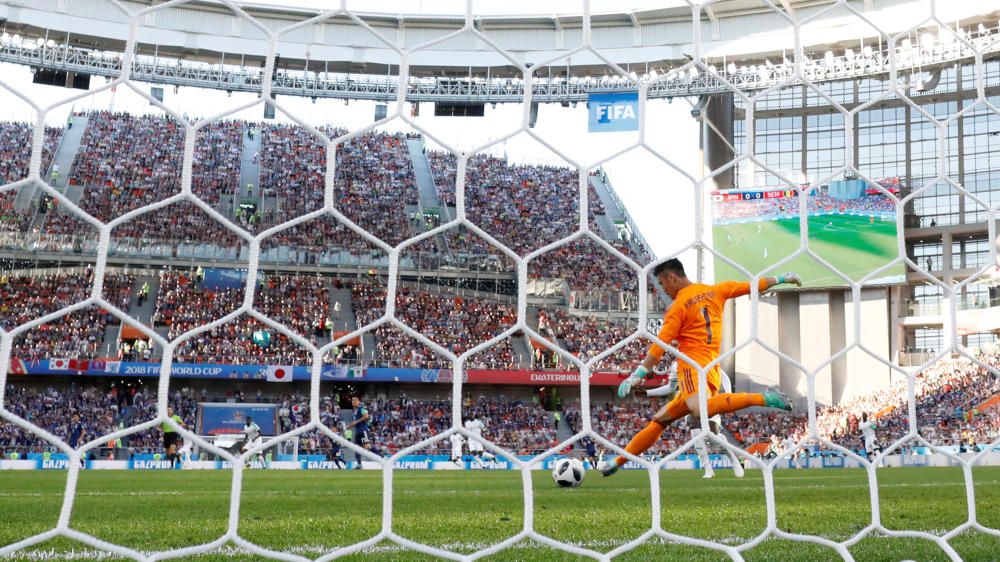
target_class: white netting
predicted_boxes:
[0,0,998,560]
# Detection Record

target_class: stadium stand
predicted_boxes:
[0,122,61,188]
[351,279,520,369]
[0,122,62,233]
[427,151,606,255]
[154,271,328,364]
[4,270,133,359]
[46,112,241,229]
[259,125,419,246]
[537,308,645,372]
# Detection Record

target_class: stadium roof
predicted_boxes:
[0,0,998,101]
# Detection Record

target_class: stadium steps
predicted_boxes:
[524,307,544,365]
[128,276,160,326]
[587,173,626,241]
[17,115,90,212]
[329,286,356,331]
[406,139,453,253]
[407,138,442,210]
[552,411,574,443]
[361,333,377,366]
[510,333,532,369]
[101,275,160,359]
[235,124,262,218]
[98,322,120,359]
[525,307,541,331]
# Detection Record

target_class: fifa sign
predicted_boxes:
[588,92,640,132]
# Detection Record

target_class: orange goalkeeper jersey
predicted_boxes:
[649,279,768,376]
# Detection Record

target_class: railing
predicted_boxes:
[569,288,667,313]
[901,298,1000,317]
[2,24,1000,103]
[0,230,515,272]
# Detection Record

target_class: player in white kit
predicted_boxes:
[242,416,265,468]
[644,361,745,478]
[464,416,493,462]
[860,413,881,466]
[177,438,193,469]
[783,435,803,468]
[449,432,465,465]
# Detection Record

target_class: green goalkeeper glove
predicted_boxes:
[617,365,650,399]
[777,272,803,287]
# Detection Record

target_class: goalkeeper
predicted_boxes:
[601,259,800,477]
[643,361,745,478]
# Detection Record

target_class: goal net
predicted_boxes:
[0,0,998,560]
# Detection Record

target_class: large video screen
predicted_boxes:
[711,179,906,289]
[197,403,278,436]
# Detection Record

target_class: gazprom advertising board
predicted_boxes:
[588,91,639,132]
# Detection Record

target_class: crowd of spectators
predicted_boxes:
[806,349,1000,452]
[155,271,326,364]
[536,308,646,372]
[530,239,639,290]
[263,215,388,261]
[153,270,242,334]
[254,273,331,342]
[0,122,62,232]
[0,114,655,278]
[359,394,556,456]
[428,151,605,255]
[108,201,244,252]
[50,112,240,233]
[713,192,895,223]
[0,122,61,187]
[258,123,341,221]
[259,125,419,247]
[726,411,808,448]
[0,382,197,454]
[2,269,134,359]
[351,280,520,369]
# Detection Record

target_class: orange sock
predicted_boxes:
[615,420,666,467]
[707,392,766,416]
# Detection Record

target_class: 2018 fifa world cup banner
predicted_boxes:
[11,359,663,386]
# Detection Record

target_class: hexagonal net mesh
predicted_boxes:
[0,0,998,560]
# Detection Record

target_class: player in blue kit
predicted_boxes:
[68,413,86,468]
[345,396,371,469]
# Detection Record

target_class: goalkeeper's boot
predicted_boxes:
[598,460,620,478]
[762,388,793,411]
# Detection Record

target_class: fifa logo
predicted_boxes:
[595,103,637,123]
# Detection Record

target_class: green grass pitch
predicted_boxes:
[713,215,904,288]
[1,467,999,561]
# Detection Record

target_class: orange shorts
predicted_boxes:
[670,364,721,406]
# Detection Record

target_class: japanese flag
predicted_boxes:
[265,365,294,382]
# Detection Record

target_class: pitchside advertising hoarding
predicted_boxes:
[7,450,1000,471]
[588,91,639,132]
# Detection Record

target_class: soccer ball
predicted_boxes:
[552,457,585,488]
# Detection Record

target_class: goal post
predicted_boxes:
[0,0,997,560]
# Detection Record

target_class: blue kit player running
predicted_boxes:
[345,396,371,469]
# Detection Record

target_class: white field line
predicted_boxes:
[0,478,993,499]
[1,530,963,561]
